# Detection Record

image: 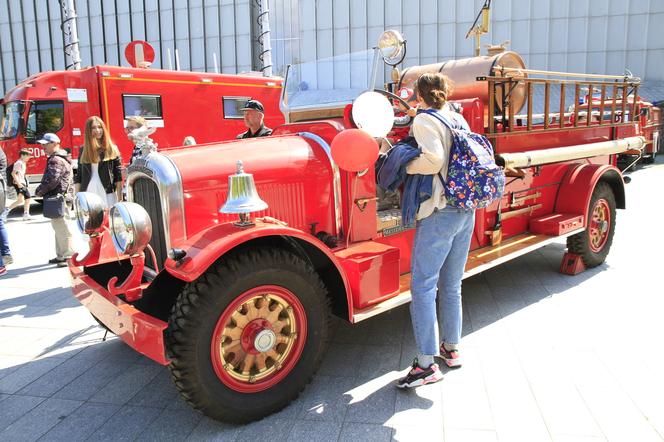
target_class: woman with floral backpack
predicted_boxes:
[397,73,476,389]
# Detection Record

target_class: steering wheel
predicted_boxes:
[373,89,413,127]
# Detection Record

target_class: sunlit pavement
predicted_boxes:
[1,158,663,441]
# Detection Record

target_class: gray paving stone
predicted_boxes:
[0,397,82,442]
[38,402,120,442]
[391,423,444,442]
[51,359,131,401]
[88,363,161,405]
[298,375,355,422]
[339,422,392,442]
[234,416,294,441]
[287,419,341,442]
[129,369,183,409]
[88,405,161,441]
[318,343,364,376]
[137,407,203,441]
[346,380,398,424]
[0,394,46,432]
[186,417,241,441]
[17,351,100,397]
[0,357,66,394]
[356,345,402,381]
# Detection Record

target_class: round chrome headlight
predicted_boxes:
[378,30,406,66]
[75,192,107,235]
[109,202,152,256]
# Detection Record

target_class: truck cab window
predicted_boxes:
[25,101,64,143]
[123,94,162,119]
[0,102,22,140]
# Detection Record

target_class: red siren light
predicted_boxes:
[330,129,379,172]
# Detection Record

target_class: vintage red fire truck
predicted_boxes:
[0,65,283,194]
[68,30,645,423]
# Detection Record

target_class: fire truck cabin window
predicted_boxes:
[25,101,64,143]
[123,94,163,119]
[223,96,251,119]
[0,102,22,140]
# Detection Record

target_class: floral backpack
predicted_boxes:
[422,109,505,209]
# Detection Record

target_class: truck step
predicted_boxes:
[351,228,584,323]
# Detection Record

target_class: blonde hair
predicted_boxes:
[81,116,119,163]
[126,115,147,128]
[415,73,454,110]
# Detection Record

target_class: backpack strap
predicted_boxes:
[419,108,462,131]
[418,109,458,186]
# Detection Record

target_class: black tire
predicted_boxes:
[165,248,330,423]
[567,182,617,268]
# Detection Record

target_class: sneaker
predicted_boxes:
[22,214,35,220]
[1,255,12,266]
[396,359,443,389]
[439,343,462,368]
[48,257,65,264]
[0,266,6,277]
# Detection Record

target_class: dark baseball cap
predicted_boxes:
[241,99,264,113]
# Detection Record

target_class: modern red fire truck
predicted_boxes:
[0,66,283,194]
[68,30,644,423]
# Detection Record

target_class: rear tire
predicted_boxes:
[165,248,330,423]
[567,182,617,268]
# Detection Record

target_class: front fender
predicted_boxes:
[554,164,626,224]
[164,221,352,313]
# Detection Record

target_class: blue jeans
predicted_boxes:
[409,206,475,355]
[0,208,10,256]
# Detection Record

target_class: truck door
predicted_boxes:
[23,100,66,186]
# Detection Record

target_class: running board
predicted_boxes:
[351,228,584,323]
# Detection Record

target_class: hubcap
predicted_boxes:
[589,198,611,253]
[211,286,307,393]
[254,329,277,352]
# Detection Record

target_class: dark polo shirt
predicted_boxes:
[237,125,273,139]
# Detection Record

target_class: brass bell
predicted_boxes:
[220,160,268,227]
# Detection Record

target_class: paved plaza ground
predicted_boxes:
[0,158,663,441]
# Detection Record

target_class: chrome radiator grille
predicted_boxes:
[132,177,168,270]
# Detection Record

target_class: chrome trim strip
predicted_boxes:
[126,152,187,252]
[298,132,343,237]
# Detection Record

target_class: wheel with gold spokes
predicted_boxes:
[166,249,330,423]
[567,182,617,268]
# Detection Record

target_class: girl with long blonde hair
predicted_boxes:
[74,116,123,207]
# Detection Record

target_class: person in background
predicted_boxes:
[35,133,75,267]
[397,73,474,389]
[125,116,147,166]
[0,146,12,273]
[183,136,196,146]
[7,149,34,220]
[236,100,272,139]
[75,116,123,207]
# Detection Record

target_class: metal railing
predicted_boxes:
[483,67,641,135]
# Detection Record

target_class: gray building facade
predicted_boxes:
[1,0,663,98]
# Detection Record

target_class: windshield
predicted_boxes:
[284,49,379,110]
[0,102,21,140]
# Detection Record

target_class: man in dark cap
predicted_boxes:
[236,99,273,139]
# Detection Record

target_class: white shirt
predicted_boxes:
[12,160,26,185]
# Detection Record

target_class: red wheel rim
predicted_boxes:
[588,198,611,253]
[211,285,307,393]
